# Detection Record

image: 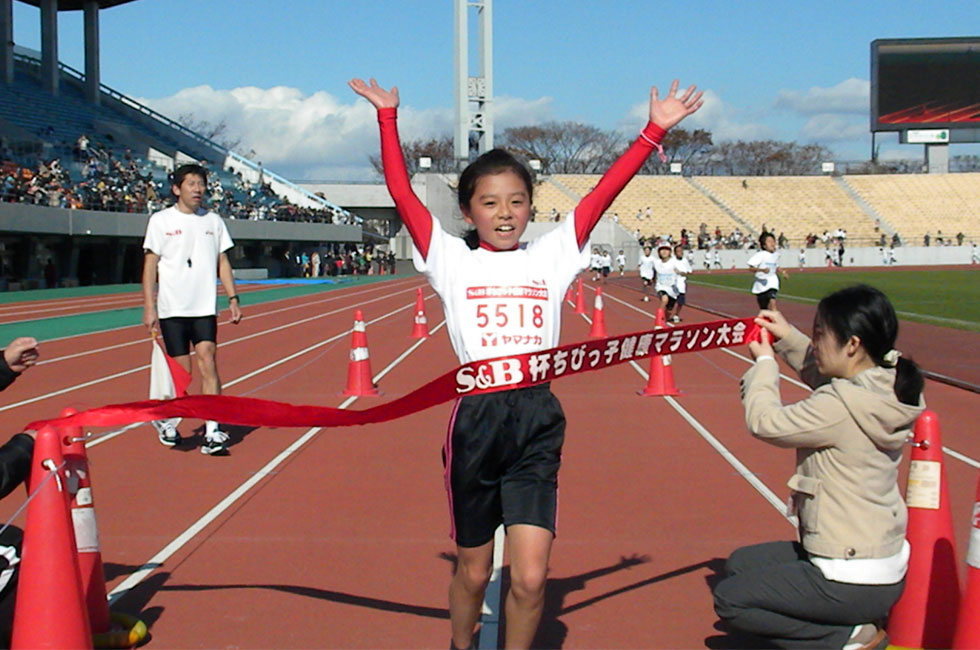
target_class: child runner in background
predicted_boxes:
[653,244,678,316]
[350,76,701,649]
[671,244,692,322]
[746,231,788,310]
[599,248,612,284]
[616,249,627,276]
[799,247,807,269]
[590,246,602,281]
[712,246,723,270]
[972,242,979,265]
[714,285,924,649]
[638,244,657,302]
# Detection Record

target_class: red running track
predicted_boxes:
[0,274,976,648]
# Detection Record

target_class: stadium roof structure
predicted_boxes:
[16,0,137,9]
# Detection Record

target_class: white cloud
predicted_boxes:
[799,114,869,142]
[136,86,555,180]
[775,78,869,115]
[624,88,774,142]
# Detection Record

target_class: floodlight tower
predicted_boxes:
[454,0,493,167]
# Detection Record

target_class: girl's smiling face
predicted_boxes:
[461,170,532,250]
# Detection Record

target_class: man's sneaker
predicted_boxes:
[672,315,682,323]
[201,430,230,456]
[152,420,181,447]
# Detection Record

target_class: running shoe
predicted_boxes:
[672,315,682,323]
[153,420,181,447]
[201,429,231,456]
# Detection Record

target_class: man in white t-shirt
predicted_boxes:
[671,244,693,322]
[637,245,657,302]
[142,164,243,455]
[746,232,788,310]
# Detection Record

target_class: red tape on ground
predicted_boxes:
[27,317,761,432]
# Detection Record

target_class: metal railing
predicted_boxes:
[12,53,356,221]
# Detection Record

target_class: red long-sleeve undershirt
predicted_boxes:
[377,107,665,260]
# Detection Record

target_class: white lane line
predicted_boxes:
[944,447,980,469]
[572,293,794,524]
[629,359,795,525]
[4,285,429,414]
[37,277,422,365]
[107,317,446,606]
[82,305,442,449]
[478,525,506,650]
[597,284,980,471]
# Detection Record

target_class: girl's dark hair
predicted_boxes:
[457,149,534,250]
[814,284,923,405]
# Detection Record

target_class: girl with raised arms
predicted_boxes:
[349,76,701,649]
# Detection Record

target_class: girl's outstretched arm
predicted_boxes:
[573,80,703,249]
[349,78,433,259]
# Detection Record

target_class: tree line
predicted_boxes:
[370,122,980,178]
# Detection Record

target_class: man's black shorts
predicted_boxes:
[159,316,217,357]
[657,290,678,310]
[755,289,778,310]
[601,266,611,277]
[443,384,565,548]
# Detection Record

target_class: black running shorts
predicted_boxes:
[443,384,565,548]
[755,289,778,310]
[159,315,218,357]
[657,290,677,310]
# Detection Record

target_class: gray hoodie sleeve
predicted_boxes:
[741,358,851,449]
[772,325,830,390]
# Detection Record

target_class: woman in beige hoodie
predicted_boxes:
[713,285,925,650]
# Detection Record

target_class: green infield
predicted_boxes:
[689,268,980,332]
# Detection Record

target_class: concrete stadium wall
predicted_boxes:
[0,203,362,242]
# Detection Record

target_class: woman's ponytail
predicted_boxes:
[894,356,924,406]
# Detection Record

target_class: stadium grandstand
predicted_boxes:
[0,0,376,288]
[1,3,977,290]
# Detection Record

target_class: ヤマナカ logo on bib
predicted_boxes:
[455,358,525,393]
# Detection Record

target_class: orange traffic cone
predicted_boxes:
[343,309,379,397]
[564,285,573,304]
[60,408,111,636]
[12,426,93,649]
[410,287,429,339]
[589,287,608,338]
[954,469,980,648]
[888,410,960,649]
[574,278,586,314]
[639,309,681,396]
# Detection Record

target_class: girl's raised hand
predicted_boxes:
[348,78,400,110]
[649,80,704,131]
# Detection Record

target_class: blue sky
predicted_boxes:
[11,0,980,180]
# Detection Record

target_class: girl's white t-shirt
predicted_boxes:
[746,250,781,294]
[638,253,657,279]
[143,206,234,318]
[414,215,589,364]
[653,258,677,295]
